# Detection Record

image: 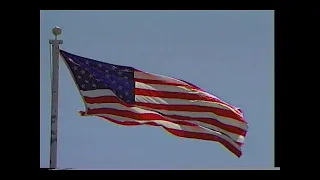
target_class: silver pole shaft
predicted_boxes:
[49,26,63,169]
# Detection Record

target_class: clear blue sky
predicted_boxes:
[40,10,274,169]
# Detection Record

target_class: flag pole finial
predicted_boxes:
[49,26,63,169]
[52,26,62,38]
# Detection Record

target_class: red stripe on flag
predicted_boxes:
[135,89,243,120]
[96,115,242,157]
[83,96,245,136]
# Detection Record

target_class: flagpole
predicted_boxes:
[49,26,63,169]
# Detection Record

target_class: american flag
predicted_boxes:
[60,50,248,157]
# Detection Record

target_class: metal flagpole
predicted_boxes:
[49,26,63,169]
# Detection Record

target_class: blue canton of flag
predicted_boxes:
[59,50,135,104]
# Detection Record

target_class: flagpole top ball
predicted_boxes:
[52,26,62,36]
